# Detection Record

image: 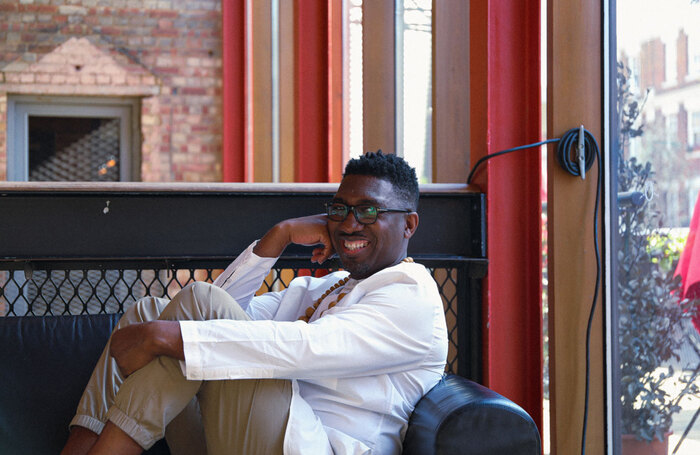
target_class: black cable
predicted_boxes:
[466,138,561,184]
[466,127,601,455]
[578,132,601,455]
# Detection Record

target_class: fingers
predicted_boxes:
[311,244,334,264]
[257,214,334,263]
[109,325,154,377]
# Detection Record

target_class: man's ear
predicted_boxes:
[404,212,419,239]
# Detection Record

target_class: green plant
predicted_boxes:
[618,212,699,441]
[617,62,700,442]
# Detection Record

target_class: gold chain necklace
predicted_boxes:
[298,257,414,322]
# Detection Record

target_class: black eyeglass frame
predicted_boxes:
[324,202,413,225]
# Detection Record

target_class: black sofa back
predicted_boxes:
[0,314,169,454]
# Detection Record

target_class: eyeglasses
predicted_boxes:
[325,202,412,225]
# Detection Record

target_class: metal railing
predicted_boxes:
[0,182,487,380]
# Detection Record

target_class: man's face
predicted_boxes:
[328,175,418,279]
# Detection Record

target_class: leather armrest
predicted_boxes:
[403,374,541,455]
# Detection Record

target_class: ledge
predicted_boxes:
[0,182,474,194]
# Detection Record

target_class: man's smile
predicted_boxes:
[342,238,369,252]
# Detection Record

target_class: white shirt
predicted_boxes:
[179,242,448,455]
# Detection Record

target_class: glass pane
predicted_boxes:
[28,116,120,182]
[397,0,432,183]
[347,0,364,159]
[615,1,700,452]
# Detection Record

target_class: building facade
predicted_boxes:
[0,0,223,182]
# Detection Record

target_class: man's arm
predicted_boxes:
[177,272,446,381]
[110,214,335,377]
[253,214,334,263]
[110,320,183,377]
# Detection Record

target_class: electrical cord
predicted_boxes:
[467,126,601,455]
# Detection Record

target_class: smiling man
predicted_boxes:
[62,151,448,455]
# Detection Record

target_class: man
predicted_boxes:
[62,151,448,455]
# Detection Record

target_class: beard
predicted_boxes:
[339,257,372,279]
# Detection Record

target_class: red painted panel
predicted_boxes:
[327,0,344,183]
[470,0,543,436]
[222,0,246,182]
[294,0,329,182]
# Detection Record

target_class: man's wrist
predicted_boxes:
[253,222,290,258]
[148,320,185,361]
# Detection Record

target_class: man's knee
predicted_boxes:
[184,281,218,302]
[159,282,220,321]
[162,282,247,321]
[119,296,169,328]
[180,282,220,312]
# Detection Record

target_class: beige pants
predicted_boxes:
[70,282,292,455]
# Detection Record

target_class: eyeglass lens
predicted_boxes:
[327,204,377,224]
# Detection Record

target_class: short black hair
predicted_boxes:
[343,150,419,210]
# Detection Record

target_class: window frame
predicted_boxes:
[7,95,140,182]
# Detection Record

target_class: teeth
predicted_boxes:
[344,240,368,251]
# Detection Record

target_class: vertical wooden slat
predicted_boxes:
[252,0,273,182]
[547,0,604,452]
[362,1,395,155]
[278,0,295,182]
[433,0,470,183]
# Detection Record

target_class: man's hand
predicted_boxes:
[110,321,183,377]
[254,214,335,263]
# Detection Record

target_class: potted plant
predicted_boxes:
[617,62,700,453]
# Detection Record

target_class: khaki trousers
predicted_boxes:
[70,282,292,455]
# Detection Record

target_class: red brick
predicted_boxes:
[99,26,121,35]
[28,5,58,14]
[149,10,179,19]
[154,66,179,75]
[152,28,178,38]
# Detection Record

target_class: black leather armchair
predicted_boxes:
[0,314,541,454]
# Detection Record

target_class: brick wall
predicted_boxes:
[0,0,223,182]
[640,38,665,91]
[677,29,688,85]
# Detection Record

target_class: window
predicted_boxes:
[613,1,700,452]
[7,96,140,182]
[668,112,678,148]
[688,30,700,78]
[396,0,432,183]
[692,111,700,149]
[345,0,364,159]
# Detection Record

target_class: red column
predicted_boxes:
[222,0,248,182]
[294,0,330,182]
[327,0,344,183]
[470,0,543,435]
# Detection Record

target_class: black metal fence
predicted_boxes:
[0,183,486,381]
